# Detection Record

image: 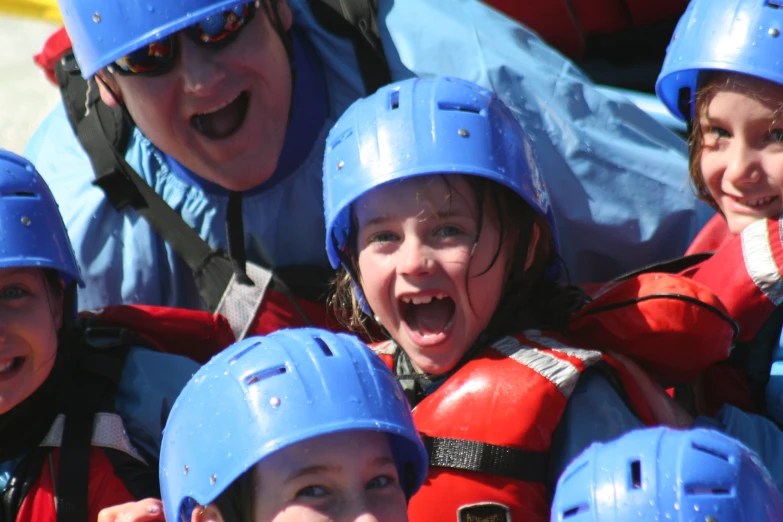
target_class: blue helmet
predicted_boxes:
[57,0,252,78]
[0,150,83,288]
[551,427,783,522]
[160,328,428,522]
[324,76,559,289]
[656,0,783,122]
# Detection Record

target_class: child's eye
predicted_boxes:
[769,129,783,143]
[707,126,731,139]
[368,231,398,244]
[0,287,28,300]
[295,485,329,499]
[367,475,396,490]
[434,225,463,238]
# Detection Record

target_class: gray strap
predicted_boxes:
[214,262,274,340]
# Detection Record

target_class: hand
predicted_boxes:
[98,499,164,522]
[607,350,695,428]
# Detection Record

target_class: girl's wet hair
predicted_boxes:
[689,70,783,211]
[330,175,587,343]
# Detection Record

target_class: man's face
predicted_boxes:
[100,2,293,191]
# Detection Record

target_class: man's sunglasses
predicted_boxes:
[108,2,256,76]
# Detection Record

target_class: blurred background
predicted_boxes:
[0,5,61,154]
[0,0,689,154]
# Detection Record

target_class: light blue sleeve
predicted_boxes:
[550,369,783,493]
[765,326,783,424]
[549,369,645,488]
[695,405,783,492]
[114,347,201,461]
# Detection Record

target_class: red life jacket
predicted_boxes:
[10,414,158,522]
[570,271,737,386]
[685,214,733,256]
[81,299,354,365]
[682,216,783,415]
[683,217,783,342]
[372,331,657,522]
[575,215,783,416]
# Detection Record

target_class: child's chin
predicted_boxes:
[406,350,461,377]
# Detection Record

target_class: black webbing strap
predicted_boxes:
[226,191,252,284]
[55,52,235,311]
[678,86,694,140]
[54,54,322,327]
[55,393,93,522]
[308,0,391,94]
[55,326,134,522]
[421,435,549,483]
[78,104,236,311]
[613,252,714,282]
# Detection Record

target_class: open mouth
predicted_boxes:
[399,294,456,340]
[0,357,23,380]
[190,90,250,140]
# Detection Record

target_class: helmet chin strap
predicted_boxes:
[677,86,693,146]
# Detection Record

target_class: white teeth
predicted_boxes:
[0,359,15,374]
[743,196,777,207]
[400,293,448,304]
[195,93,240,116]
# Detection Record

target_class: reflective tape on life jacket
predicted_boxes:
[685,217,783,342]
[493,331,602,397]
[741,219,783,307]
[39,413,145,463]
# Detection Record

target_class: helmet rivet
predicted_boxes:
[92,12,101,23]
[270,396,281,407]
[210,474,217,485]
[337,160,345,171]
[183,465,189,475]
[20,216,31,227]
[770,28,780,38]
[457,128,469,138]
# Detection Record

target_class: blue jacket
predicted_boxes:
[25,0,712,311]
[765,329,783,424]
[553,369,783,493]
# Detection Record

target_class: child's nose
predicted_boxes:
[398,240,434,276]
[724,143,762,186]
